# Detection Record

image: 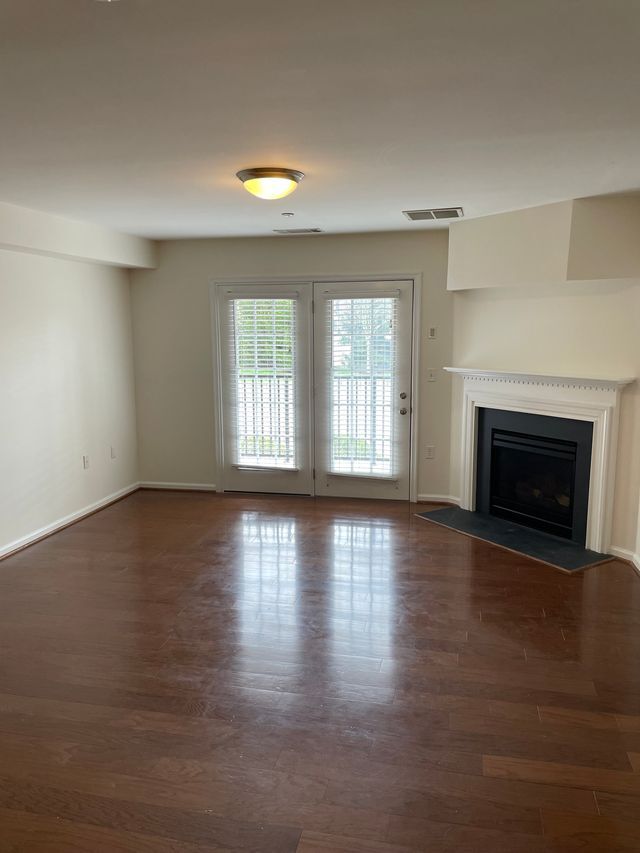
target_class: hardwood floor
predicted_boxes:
[0,490,639,851]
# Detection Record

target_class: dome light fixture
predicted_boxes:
[236,167,304,200]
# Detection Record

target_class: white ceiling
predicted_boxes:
[1,0,639,239]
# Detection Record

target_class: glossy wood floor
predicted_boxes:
[1,491,640,852]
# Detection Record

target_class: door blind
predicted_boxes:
[227,298,297,469]
[323,295,398,478]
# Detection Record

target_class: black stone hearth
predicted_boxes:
[417,506,610,572]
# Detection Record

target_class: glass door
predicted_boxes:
[313,281,413,500]
[217,283,313,494]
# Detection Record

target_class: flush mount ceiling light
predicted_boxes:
[236,167,304,200]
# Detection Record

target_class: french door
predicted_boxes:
[313,281,413,499]
[216,279,414,499]
[217,283,314,494]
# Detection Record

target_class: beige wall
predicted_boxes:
[448,196,640,292]
[567,196,640,282]
[447,202,573,290]
[131,231,453,498]
[0,249,139,555]
[451,279,640,552]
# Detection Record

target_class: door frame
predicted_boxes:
[209,272,423,502]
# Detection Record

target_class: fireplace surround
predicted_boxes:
[445,368,634,553]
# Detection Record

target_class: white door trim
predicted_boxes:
[209,272,423,502]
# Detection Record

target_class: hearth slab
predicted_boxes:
[416,506,614,572]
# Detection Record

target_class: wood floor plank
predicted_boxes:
[483,755,640,794]
[320,778,542,835]
[0,775,301,850]
[0,807,235,853]
[449,712,632,769]
[541,809,640,852]
[385,813,547,852]
[296,832,415,852]
[538,706,620,730]
[628,752,640,772]
[616,714,640,732]
[276,747,598,814]
[595,791,640,823]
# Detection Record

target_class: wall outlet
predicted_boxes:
[110,446,116,460]
[427,370,437,382]
[82,455,90,470]
[425,446,435,459]
[427,326,437,339]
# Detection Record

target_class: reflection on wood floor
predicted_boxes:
[0,490,639,851]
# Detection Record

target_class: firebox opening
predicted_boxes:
[476,410,593,546]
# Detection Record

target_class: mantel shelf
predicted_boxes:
[444,367,635,392]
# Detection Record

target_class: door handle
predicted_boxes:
[399,392,407,399]
[400,408,408,415]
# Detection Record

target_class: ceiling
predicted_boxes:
[1,0,639,239]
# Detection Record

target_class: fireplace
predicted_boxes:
[476,409,593,545]
[444,368,633,554]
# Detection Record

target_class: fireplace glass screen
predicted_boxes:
[476,409,593,545]
[490,431,576,538]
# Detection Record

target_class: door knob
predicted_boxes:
[399,392,407,399]
[400,407,408,415]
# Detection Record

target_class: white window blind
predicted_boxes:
[227,298,297,469]
[324,296,398,478]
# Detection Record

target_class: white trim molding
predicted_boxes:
[0,483,139,561]
[139,482,217,492]
[445,368,635,554]
[417,494,461,505]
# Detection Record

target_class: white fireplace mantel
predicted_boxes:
[444,367,635,553]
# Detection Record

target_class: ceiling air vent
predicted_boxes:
[273,227,323,235]
[403,207,464,221]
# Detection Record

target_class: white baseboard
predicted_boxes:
[417,494,461,505]
[139,482,217,492]
[0,482,140,561]
[609,546,640,575]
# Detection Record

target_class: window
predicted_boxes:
[327,296,397,477]
[229,298,297,469]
